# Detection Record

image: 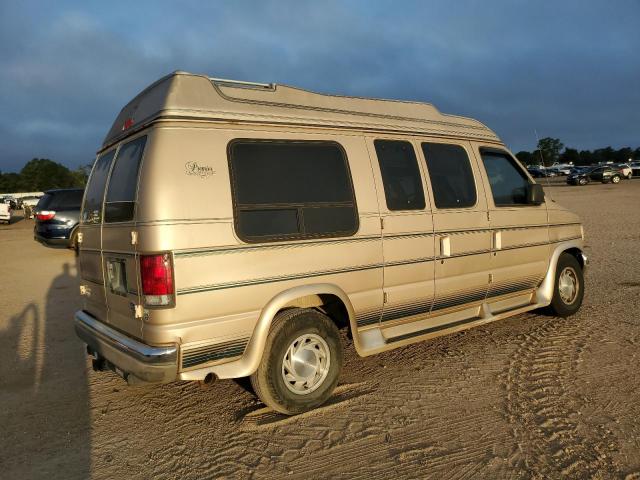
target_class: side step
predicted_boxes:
[386,315,481,344]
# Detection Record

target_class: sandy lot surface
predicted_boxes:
[1,181,639,479]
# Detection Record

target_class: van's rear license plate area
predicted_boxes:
[106,258,128,296]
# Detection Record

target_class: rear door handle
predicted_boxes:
[440,236,451,257]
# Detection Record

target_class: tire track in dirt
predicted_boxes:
[503,314,620,478]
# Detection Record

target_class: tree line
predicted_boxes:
[0,159,91,193]
[516,138,640,167]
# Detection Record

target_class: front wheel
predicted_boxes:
[578,177,588,186]
[547,253,584,317]
[250,308,343,415]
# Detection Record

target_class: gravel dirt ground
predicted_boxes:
[1,180,639,479]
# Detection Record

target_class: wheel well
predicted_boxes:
[563,247,585,270]
[281,293,350,331]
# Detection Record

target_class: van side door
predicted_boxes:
[366,138,435,329]
[420,140,492,320]
[473,145,549,307]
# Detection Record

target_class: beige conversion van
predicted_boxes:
[75,71,586,414]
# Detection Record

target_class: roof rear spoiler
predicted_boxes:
[209,76,275,90]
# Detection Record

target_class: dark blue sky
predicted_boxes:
[1,0,639,171]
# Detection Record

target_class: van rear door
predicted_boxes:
[101,135,147,340]
[79,149,116,325]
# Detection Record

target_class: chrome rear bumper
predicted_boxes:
[74,310,178,384]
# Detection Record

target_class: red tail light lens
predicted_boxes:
[140,253,174,306]
[36,210,56,221]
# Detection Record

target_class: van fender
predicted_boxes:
[180,283,357,381]
[534,239,585,306]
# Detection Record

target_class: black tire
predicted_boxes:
[628,173,633,180]
[547,253,584,317]
[611,175,621,184]
[578,177,588,186]
[69,229,79,254]
[250,308,343,415]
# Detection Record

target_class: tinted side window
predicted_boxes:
[105,136,147,223]
[421,143,476,209]
[229,140,358,242]
[374,140,425,211]
[82,150,116,224]
[480,150,530,206]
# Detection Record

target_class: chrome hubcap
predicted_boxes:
[281,334,330,395]
[558,266,579,305]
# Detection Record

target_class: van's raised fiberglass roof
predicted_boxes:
[104,71,501,148]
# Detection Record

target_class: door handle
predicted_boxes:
[493,231,502,250]
[440,236,451,257]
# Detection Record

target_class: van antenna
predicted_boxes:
[534,129,554,202]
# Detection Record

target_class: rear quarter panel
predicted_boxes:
[136,125,384,357]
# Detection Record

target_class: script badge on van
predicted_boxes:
[185,161,216,178]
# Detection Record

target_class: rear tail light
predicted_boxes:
[36,211,56,221]
[140,253,174,306]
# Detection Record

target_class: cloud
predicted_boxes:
[1,0,639,172]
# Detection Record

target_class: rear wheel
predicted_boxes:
[69,229,79,254]
[611,175,621,184]
[548,253,584,317]
[250,308,343,415]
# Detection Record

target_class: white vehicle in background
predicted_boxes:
[616,163,632,179]
[0,203,12,224]
[630,162,640,177]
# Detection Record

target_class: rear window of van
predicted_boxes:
[104,136,147,223]
[81,135,147,224]
[82,150,115,224]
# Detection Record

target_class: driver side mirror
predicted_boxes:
[527,183,545,205]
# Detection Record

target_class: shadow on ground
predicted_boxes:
[0,261,90,480]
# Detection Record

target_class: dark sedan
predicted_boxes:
[527,167,556,178]
[34,188,84,249]
[567,166,622,186]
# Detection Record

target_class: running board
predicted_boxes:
[386,315,481,343]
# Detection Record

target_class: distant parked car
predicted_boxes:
[33,188,84,249]
[567,166,622,185]
[569,166,590,175]
[616,164,633,179]
[0,203,11,224]
[628,162,640,178]
[1,196,17,209]
[527,167,556,178]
